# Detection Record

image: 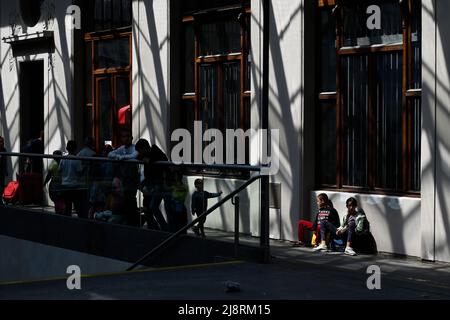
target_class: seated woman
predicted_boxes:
[293,193,336,247]
[317,197,374,256]
[339,197,377,255]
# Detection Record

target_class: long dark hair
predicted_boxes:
[317,193,333,208]
[345,197,358,224]
[346,197,358,208]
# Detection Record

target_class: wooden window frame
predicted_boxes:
[316,0,421,196]
[85,29,132,151]
[180,5,251,178]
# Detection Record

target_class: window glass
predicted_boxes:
[375,52,403,190]
[342,55,369,187]
[122,0,132,26]
[411,0,421,89]
[200,64,219,130]
[85,42,93,104]
[96,38,130,69]
[98,79,113,145]
[320,8,337,92]
[116,76,130,108]
[199,19,241,56]
[19,0,42,27]
[317,100,337,186]
[103,0,113,30]
[342,1,402,47]
[223,62,241,130]
[94,0,132,31]
[183,24,195,93]
[411,98,421,191]
[182,0,246,15]
[95,0,104,30]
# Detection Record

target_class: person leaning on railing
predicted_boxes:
[107,130,140,227]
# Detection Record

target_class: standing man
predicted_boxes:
[24,130,44,174]
[135,138,169,231]
[77,137,97,218]
[108,130,140,227]
[59,140,87,218]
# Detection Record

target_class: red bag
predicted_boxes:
[3,181,20,204]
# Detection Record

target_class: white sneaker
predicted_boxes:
[313,244,328,252]
[344,247,357,256]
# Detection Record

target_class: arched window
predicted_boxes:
[19,0,44,27]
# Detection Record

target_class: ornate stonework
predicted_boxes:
[42,0,56,31]
[8,11,21,36]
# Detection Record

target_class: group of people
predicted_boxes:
[293,193,376,256]
[42,130,222,237]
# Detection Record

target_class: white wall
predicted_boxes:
[132,0,169,151]
[421,0,436,262]
[433,0,450,263]
[312,191,421,258]
[184,176,260,236]
[420,0,450,263]
[251,0,304,240]
[0,0,74,167]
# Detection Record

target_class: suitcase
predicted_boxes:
[3,181,20,204]
[19,173,43,205]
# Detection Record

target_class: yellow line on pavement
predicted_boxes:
[0,260,244,287]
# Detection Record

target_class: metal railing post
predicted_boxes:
[260,175,270,263]
[126,175,262,271]
[232,196,240,258]
[0,152,266,269]
[260,0,271,264]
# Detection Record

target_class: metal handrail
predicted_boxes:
[0,151,262,172]
[126,174,263,271]
[1,151,269,269]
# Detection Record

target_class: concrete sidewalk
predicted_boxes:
[1,229,449,300]
[210,228,450,295]
[270,240,450,294]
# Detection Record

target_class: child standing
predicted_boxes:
[191,179,222,237]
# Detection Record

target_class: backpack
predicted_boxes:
[355,214,371,235]
[3,181,20,204]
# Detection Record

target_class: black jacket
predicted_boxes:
[141,144,169,186]
[312,206,340,230]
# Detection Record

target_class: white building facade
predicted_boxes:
[1,0,449,263]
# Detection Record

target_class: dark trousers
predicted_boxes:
[320,220,338,241]
[143,186,169,231]
[0,176,4,205]
[124,190,139,227]
[320,219,356,244]
[167,200,188,234]
[62,188,88,218]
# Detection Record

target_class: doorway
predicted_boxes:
[20,61,44,150]
[19,60,44,204]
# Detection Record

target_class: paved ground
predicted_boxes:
[1,229,450,300]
